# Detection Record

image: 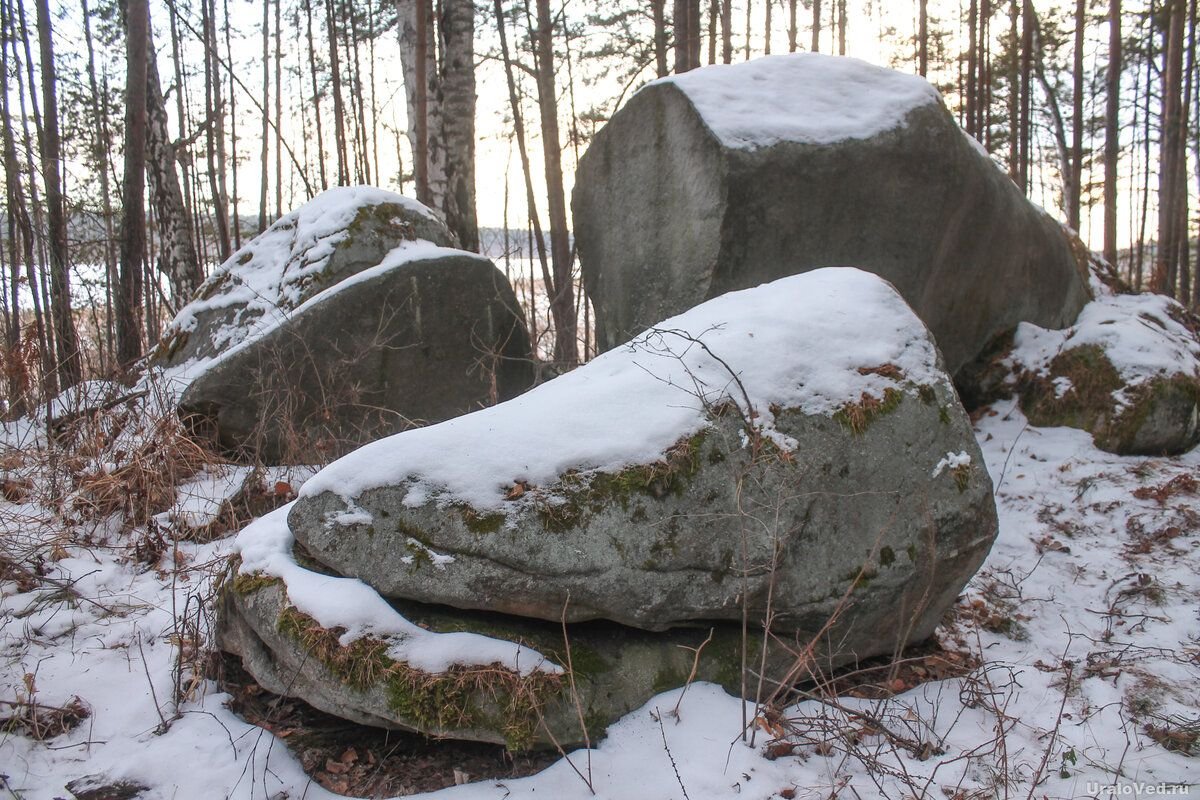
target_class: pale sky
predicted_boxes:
[45,0,1149,254]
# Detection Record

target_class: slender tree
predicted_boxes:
[146,31,203,300]
[788,0,798,52]
[1103,0,1121,266]
[653,0,669,76]
[258,0,270,231]
[812,0,821,52]
[118,0,149,369]
[34,0,81,387]
[1066,0,1086,230]
[1154,0,1186,295]
[919,0,929,75]
[440,0,478,250]
[533,0,577,366]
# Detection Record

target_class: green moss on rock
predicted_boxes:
[1021,345,1200,455]
[273,601,562,750]
[834,387,904,435]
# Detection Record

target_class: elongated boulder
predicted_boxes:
[1013,290,1200,455]
[289,268,998,666]
[220,509,757,748]
[178,242,534,463]
[572,54,1090,388]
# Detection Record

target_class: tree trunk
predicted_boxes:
[35,0,81,387]
[919,0,928,75]
[812,0,821,52]
[721,0,732,62]
[1031,10,1074,214]
[533,0,577,366]
[326,0,349,185]
[146,31,203,301]
[440,0,478,251]
[674,0,689,71]
[493,0,550,335]
[837,0,846,54]
[1103,0,1121,267]
[764,0,772,54]
[788,0,798,52]
[258,0,269,231]
[304,0,328,190]
[1020,0,1033,191]
[207,0,230,260]
[1176,0,1196,302]
[1008,0,1020,182]
[1154,0,1185,295]
[967,0,978,138]
[708,0,717,63]
[83,0,117,369]
[223,0,240,250]
[652,0,669,76]
[1068,0,1086,231]
[397,0,447,209]
[274,0,283,215]
[118,0,149,370]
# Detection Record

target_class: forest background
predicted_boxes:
[0,0,1190,408]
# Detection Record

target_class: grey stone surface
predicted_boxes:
[572,74,1092,388]
[290,374,997,666]
[218,578,762,748]
[179,252,534,463]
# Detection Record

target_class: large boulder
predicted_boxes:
[288,269,998,665]
[153,188,534,463]
[178,243,534,463]
[572,53,1091,389]
[1012,289,1200,455]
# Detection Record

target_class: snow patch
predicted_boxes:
[932,450,972,478]
[653,53,941,149]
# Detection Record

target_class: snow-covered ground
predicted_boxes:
[2,391,1198,798]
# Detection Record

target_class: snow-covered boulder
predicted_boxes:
[154,187,456,367]
[572,54,1091,390]
[1014,291,1200,455]
[179,242,535,463]
[288,269,998,666]
[154,188,534,463]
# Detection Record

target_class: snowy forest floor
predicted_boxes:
[0,392,1198,800]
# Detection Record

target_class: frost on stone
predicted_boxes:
[932,451,972,478]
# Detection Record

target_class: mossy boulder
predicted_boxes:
[1019,345,1200,455]
[287,269,998,668]
[572,54,1090,393]
[1013,292,1200,455]
[217,576,766,748]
